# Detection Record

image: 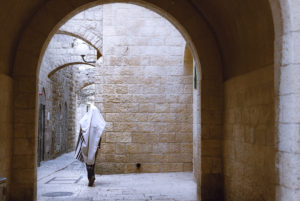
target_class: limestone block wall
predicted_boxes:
[60,6,102,145]
[38,35,84,160]
[74,67,96,92]
[59,6,103,52]
[38,6,101,161]
[0,74,13,200]
[38,42,55,161]
[48,67,76,156]
[38,65,75,159]
[94,4,193,174]
[38,62,53,160]
[223,66,275,201]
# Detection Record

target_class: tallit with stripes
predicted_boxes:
[75,105,106,165]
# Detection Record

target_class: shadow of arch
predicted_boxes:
[57,30,102,58]
[48,62,95,78]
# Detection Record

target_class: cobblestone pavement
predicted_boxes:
[37,152,197,201]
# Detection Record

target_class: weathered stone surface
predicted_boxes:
[223,66,275,201]
[90,4,193,174]
[0,74,13,198]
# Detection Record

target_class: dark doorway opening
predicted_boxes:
[38,89,46,166]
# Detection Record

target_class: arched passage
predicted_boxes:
[57,30,102,57]
[48,62,95,78]
[76,82,95,94]
[9,0,288,201]
[12,1,223,200]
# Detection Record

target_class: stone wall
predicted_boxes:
[39,3,193,174]
[38,6,101,161]
[38,41,54,161]
[49,67,76,156]
[38,35,88,160]
[59,6,103,53]
[0,74,13,200]
[38,64,75,159]
[223,65,275,201]
[94,4,193,174]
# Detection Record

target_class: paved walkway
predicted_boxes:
[37,152,197,201]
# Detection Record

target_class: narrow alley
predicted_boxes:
[37,152,197,201]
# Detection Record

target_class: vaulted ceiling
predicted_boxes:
[0,0,274,80]
[189,0,274,79]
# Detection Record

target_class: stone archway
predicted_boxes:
[47,62,95,78]
[9,0,300,200]
[12,1,223,201]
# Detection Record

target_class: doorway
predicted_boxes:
[38,89,46,166]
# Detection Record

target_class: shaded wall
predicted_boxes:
[48,67,75,156]
[38,35,81,160]
[0,74,13,201]
[190,0,274,79]
[223,66,275,201]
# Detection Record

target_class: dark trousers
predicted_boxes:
[85,137,101,180]
[86,164,95,180]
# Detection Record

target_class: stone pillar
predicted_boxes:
[270,0,300,200]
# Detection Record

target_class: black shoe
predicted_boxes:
[88,176,95,186]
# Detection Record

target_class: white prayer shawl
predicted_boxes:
[75,105,106,165]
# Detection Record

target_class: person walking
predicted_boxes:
[75,104,106,186]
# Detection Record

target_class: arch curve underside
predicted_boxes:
[8,0,288,201]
